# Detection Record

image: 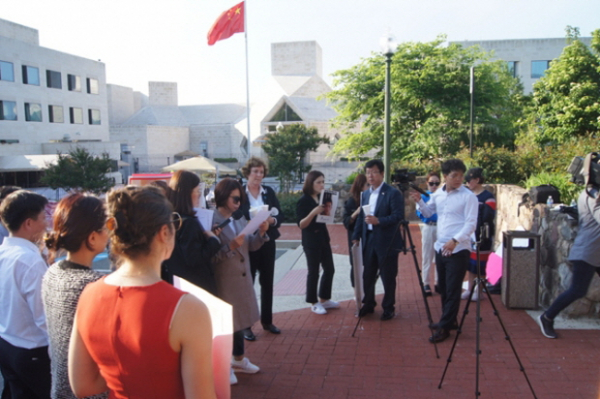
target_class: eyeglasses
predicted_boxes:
[230,196,241,204]
[172,212,183,231]
[428,182,441,186]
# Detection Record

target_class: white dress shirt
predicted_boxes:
[367,183,383,231]
[416,184,478,254]
[246,185,266,211]
[0,236,49,348]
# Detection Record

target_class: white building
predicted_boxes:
[0,18,121,186]
[108,41,360,183]
[452,37,593,94]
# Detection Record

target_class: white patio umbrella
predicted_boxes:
[161,156,236,176]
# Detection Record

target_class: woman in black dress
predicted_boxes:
[296,170,339,315]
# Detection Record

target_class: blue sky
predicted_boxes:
[4,0,599,105]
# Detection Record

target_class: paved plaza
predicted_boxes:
[235,224,600,399]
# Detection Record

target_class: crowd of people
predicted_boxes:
[0,155,596,398]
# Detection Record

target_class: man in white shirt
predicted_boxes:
[411,159,478,343]
[0,190,50,398]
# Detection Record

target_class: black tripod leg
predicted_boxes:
[351,315,363,337]
[438,281,477,390]
[481,281,538,399]
[402,222,439,358]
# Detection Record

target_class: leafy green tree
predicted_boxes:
[41,147,115,194]
[262,124,329,192]
[531,29,600,144]
[325,35,526,162]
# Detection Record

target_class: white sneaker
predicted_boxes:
[311,302,327,315]
[230,368,238,385]
[231,357,260,374]
[321,300,340,309]
[461,290,470,300]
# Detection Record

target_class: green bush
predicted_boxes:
[523,172,581,204]
[214,157,238,163]
[456,143,525,184]
[277,192,302,223]
[345,171,359,184]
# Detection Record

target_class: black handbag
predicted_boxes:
[529,184,560,204]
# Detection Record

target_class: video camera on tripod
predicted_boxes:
[391,169,429,197]
[567,152,600,187]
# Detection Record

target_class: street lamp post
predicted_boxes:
[380,33,397,184]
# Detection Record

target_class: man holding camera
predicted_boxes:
[538,153,600,339]
[352,159,404,321]
[410,159,478,343]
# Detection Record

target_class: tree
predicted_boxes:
[531,29,600,144]
[261,124,329,192]
[325,35,526,163]
[41,147,115,194]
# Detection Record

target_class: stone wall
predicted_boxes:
[494,184,600,318]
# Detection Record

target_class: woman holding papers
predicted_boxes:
[241,157,283,340]
[162,170,221,295]
[343,173,367,287]
[212,178,269,384]
[69,186,216,399]
[297,170,339,315]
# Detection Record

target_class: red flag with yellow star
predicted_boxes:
[207,2,245,46]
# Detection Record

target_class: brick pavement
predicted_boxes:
[234,224,600,399]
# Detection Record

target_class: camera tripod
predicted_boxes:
[437,224,537,398]
[352,219,440,359]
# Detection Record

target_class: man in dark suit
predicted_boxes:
[352,159,404,320]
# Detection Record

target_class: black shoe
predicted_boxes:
[424,284,432,297]
[358,306,375,317]
[380,311,395,321]
[429,328,450,343]
[262,324,281,334]
[429,319,458,331]
[243,328,256,341]
[538,314,557,339]
[434,284,441,294]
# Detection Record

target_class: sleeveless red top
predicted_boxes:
[77,278,186,399]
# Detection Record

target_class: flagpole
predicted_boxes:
[244,0,251,160]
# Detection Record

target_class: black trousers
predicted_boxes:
[435,249,470,329]
[249,239,276,326]
[0,337,51,399]
[363,232,399,313]
[233,330,245,357]
[304,244,335,304]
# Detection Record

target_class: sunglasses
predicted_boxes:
[230,196,241,204]
[428,182,441,186]
[172,212,183,231]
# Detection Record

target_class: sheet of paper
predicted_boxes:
[362,204,371,215]
[195,208,214,231]
[239,209,270,237]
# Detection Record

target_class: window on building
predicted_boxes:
[49,105,64,123]
[86,78,99,94]
[0,61,14,82]
[68,74,81,91]
[25,103,42,122]
[531,60,551,79]
[22,65,40,85]
[70,107,83,124]
[46,70,62,89]
[200,141,208,157]
[88,109,101,125]
[0,100,17,121]
[269,103,302,122]
[507,61,518,78]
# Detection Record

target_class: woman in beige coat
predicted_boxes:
[212,178,269,385]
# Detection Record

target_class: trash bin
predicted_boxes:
[501,231,540,309]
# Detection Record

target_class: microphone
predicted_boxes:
[214,210,244,230]
[409,183,430,198]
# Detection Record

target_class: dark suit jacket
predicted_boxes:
[241,184,283,241]
[296,194,330,250]
[352,182,404,256]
